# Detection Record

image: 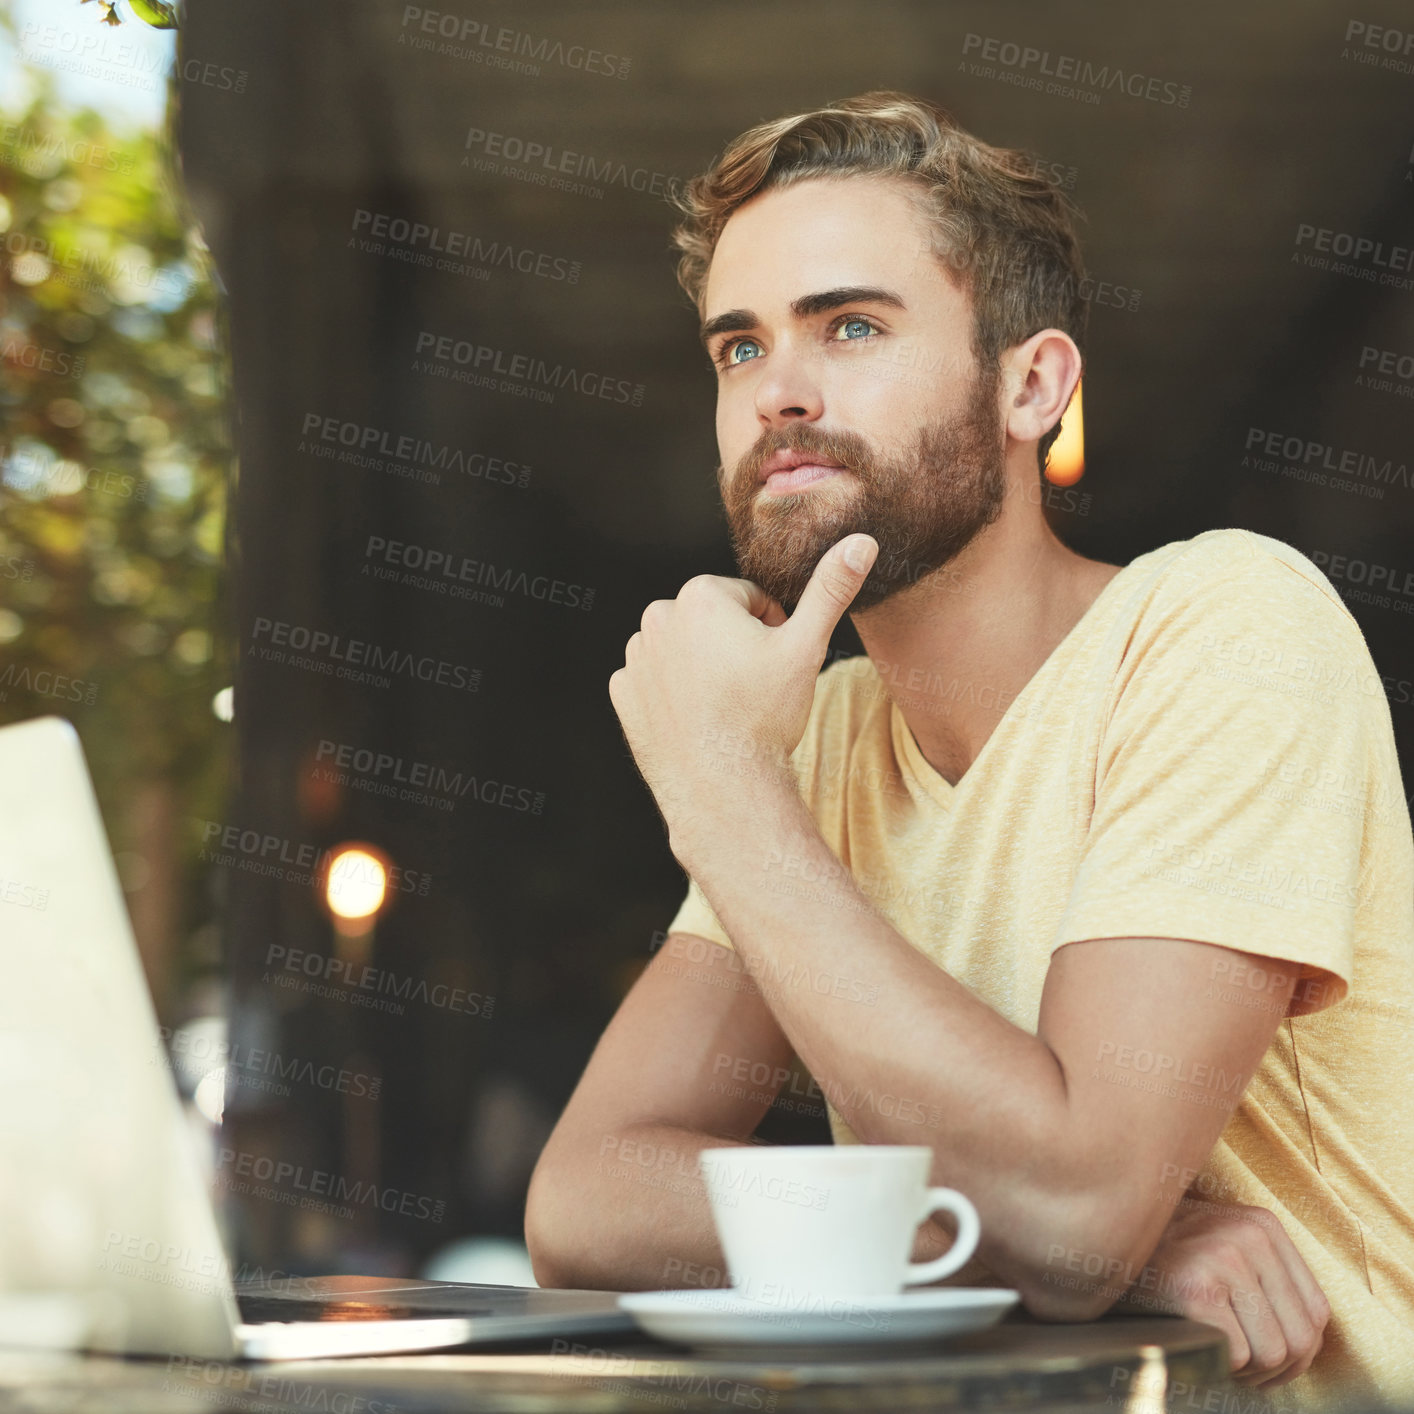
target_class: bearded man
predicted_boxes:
[526,91,1414,1409]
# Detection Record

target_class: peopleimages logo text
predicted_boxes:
[313,738,545,815]
[401,8,631,79]
[350,208,580,282]
[462,127,679,196]
[364,535,594,611]
[960,32,1190,105]
[263,944,494,1021]
[0,330,85,376]
[300,413,531,489]
[197,819,432,897]
[217,1147,446,1221]
[414,330,644,405]
[248,617,482,693]
[2,121,135,175]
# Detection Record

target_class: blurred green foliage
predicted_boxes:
[0,61,233,1002]
[80,0,180,30]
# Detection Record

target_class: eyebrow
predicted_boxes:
[698,285,908,350]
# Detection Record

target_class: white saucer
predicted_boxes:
[617,1286,1019,1347]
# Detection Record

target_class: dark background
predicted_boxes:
[172,0,1414,1275]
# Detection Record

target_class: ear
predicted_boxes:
[1001,329,1083,450]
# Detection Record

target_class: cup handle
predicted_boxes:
[903,1187,981,1286]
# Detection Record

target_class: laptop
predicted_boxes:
[0,715,635,1360]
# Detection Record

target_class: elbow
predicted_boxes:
[528,1248,575,1292]
[525,1222,572,1291]
[526,1242,567,1291]
[524,1145,585,1291]
[1016,1272,1118,1323]
[1007,1184,1150,1323]
[523,1192,561,1288]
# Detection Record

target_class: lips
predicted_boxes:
[758,449,845,482]
[757,447,849,496]
[761,463,849,495]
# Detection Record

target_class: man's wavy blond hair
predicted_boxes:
[669,90,1088,472]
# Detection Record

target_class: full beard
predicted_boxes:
[718,365,1006,615]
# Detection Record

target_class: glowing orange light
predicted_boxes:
[324,845,388,922]
[1046,379,1085,487]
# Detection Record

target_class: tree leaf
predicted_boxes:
[127,0,180,29]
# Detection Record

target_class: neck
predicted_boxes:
[850,494,1121,786]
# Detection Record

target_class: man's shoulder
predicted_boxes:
[1107,529,1386,735]
[1126,527,1362,643]
[1183,528,1351,603]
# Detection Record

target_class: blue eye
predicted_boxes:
[725,339,762,366]
[834,317,877,341]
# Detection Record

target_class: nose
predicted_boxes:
[753,341,824,429]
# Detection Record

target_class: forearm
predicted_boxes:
[527,1116,974,1292]
[671,777,1119,1307]
[527,1121,747,1292]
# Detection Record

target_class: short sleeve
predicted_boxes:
[664,872,735,953]
[1052,544,1384,1015]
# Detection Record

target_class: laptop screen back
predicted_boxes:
[0,716,241,1358]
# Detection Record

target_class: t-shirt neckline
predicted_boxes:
[890,559,1135,806]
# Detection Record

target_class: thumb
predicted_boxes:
[787,534,878,650]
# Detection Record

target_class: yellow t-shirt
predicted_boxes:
[665,527,1414,1408]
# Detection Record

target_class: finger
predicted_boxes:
[785,535,878,653]
[1177,1277,1251,1373]
[641,599,672,633]
[1227,1210,1325,1386]
[607,667,628,716]
[1250,1208,1332,1340]
[715,577,785,624]
[1207,1273,1288,1384]
[1224,1261,1305,1386]
[1246,1261,1322,1388]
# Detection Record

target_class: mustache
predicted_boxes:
[733,425,876,485]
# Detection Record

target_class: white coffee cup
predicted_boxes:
[698,1145,980,1303]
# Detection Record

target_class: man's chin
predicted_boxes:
[732,560,809,614]
[731,498,870,609]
